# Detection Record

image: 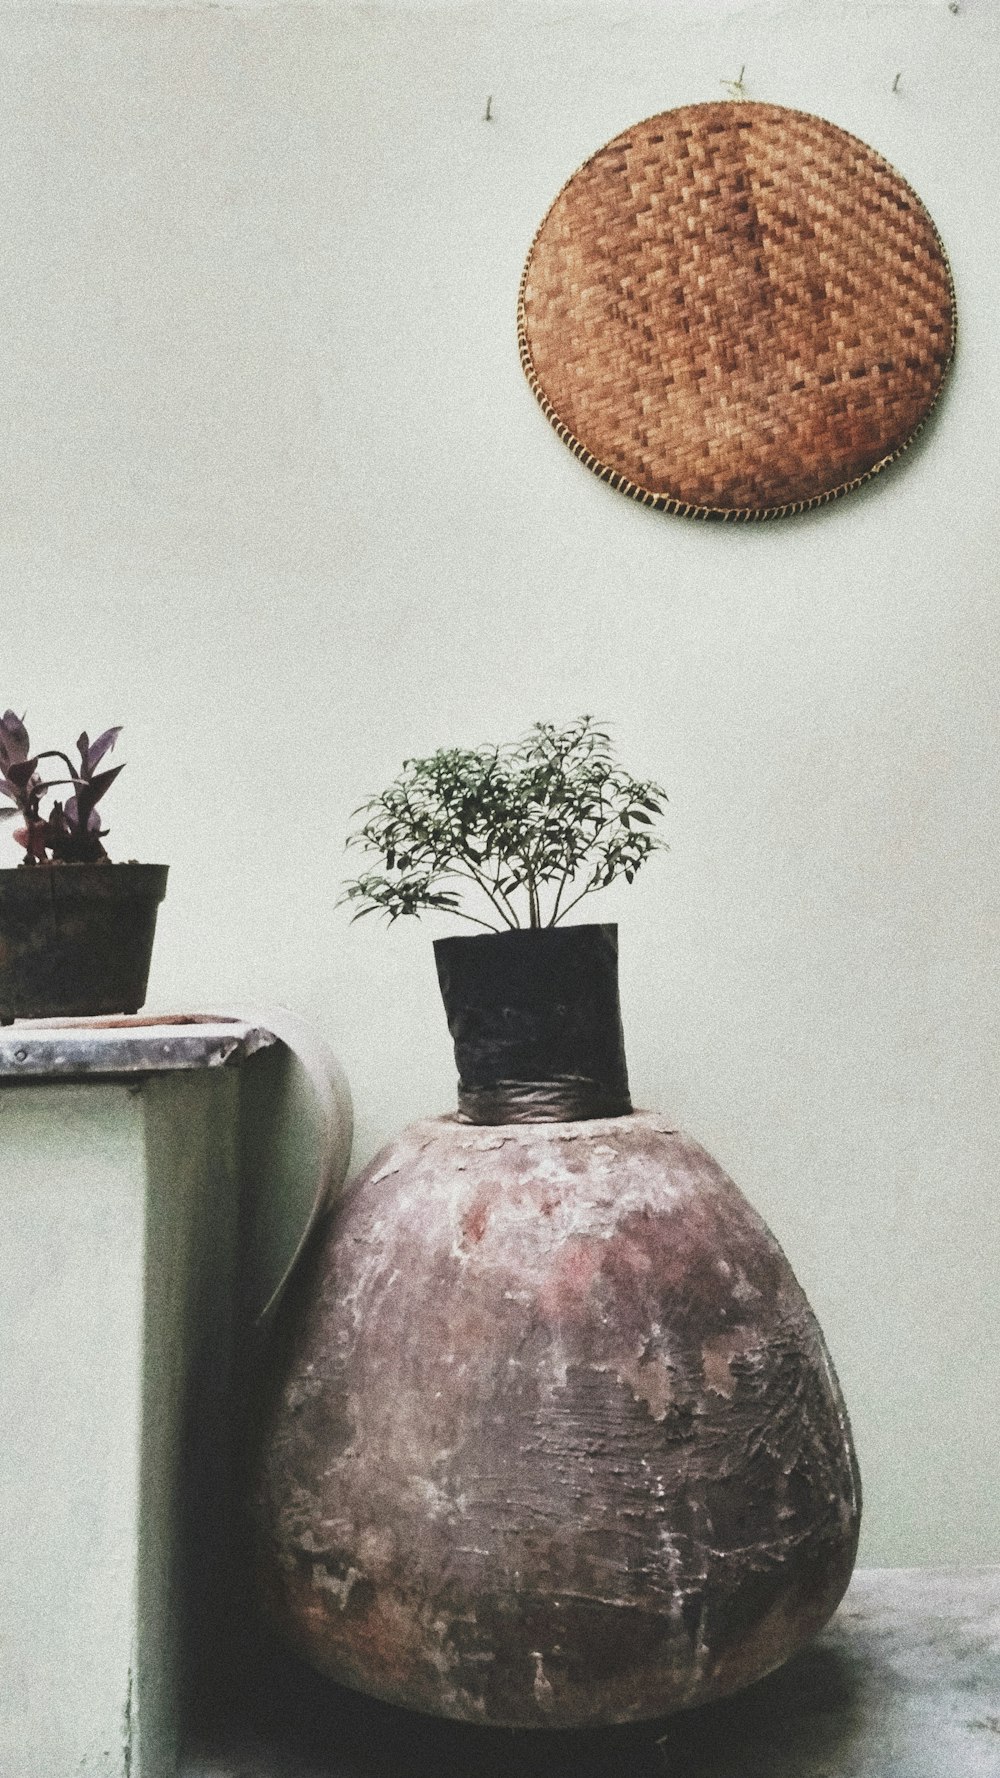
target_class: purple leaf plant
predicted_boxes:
[0,711,124,864]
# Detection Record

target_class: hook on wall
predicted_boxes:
[892,71,902,92]
[484,95,493,123]
[721,65,747,101]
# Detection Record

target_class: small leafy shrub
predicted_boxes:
[342,717,667,930]
[0,712,124,864]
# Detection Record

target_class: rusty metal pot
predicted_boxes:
[252,989,860,1726]
[0,862,168,1022]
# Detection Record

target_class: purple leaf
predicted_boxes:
[6,758,38,790]
[86,763,124,806]
[84,727,122,773]
[0,711,29,767]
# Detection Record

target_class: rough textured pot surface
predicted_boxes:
[0,863,168,1020]
[433,923,631,1124]
[252,1112,861,1727]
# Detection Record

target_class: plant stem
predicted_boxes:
[34,752,80,784]
[484,864,522,928]
[446,909,505,932]
[445,866,519,929]
[549,861,576,926]
[549,880,600,924]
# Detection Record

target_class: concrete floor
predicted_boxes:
[184,1568,1000,1778]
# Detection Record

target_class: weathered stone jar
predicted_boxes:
[252,927,860,1726]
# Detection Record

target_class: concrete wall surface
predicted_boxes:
[0,1073,241,1777]
[1,0,997,1565]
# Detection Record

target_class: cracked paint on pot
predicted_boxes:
[252,1112,860,1726]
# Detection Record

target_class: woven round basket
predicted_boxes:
[518,102,956,521]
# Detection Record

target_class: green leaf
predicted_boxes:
[342,717,667,927]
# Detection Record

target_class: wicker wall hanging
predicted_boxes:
[518,102,956,521]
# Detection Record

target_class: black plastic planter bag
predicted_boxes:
[433,923,631,1125]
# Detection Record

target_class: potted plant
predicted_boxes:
[253,717,860,1730]
[340,715,667,1122]
[0,711,168,1022]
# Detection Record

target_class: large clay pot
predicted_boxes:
[252,1108,860,1724]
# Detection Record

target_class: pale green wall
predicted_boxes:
[1,0,997,1566]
